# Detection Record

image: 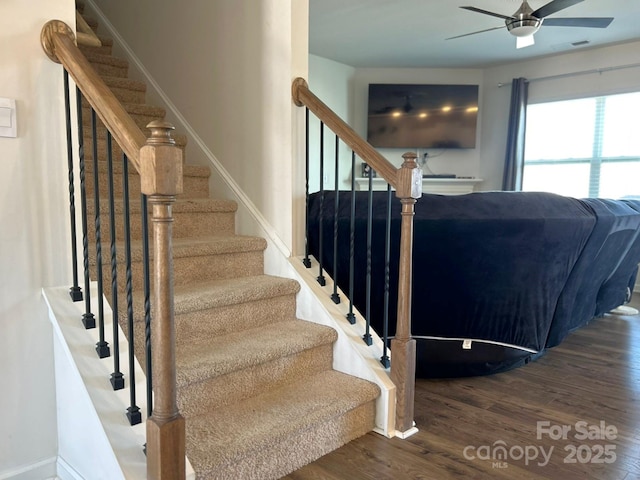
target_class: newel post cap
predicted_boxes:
[396,152,422,199]
[140,121,183,196]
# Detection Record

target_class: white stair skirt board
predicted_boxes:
[43,284,196,480]
[0,457,56,480]
[609,305,640,316]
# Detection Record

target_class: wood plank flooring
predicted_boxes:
[284,305,640,479]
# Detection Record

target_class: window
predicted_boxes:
[522,91,640,199]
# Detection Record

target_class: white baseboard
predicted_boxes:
[0,457,56,480]
[56,457,85,480]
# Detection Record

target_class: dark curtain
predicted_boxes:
[502,77,529,191]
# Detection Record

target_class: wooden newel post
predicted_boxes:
[391,152,422,436]
[140,121,185,480]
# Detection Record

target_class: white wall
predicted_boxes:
[91,0,307,252]
[480,40,640,191]
[308,55,356,191]
[0,0,75,477]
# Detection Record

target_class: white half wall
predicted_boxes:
[0,0,76,477]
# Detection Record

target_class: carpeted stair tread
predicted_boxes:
[173,275,300,314]
[176,319,337,386]
[100,75,145,93]
[79,35,113,56]
[91,235,265,264]
[83,130,188,151]
[185,370,379,478]
[85,158,206,177]
[83,50,128,68]
[88,197,237,215]
[83,15,98,32]
[83,101,165,118]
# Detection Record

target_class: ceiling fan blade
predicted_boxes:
[460,6,514,21]
[516,35,535,49]
[532,0,584,19]
[446,25,506,40]
[542,17,614,28]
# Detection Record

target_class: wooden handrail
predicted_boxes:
[41,20,145,173]
[293,79,421,437]
[76,10,102,48]
[42,20,185,479]
[292,77,399,189]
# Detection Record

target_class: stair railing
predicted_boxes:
[41,20,185,479]
[292,78,421,435]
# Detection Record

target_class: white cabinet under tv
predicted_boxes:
[354,177,483,195]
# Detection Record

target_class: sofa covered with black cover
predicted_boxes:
[307,190,640,378]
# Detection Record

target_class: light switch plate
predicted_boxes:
[0,98,17,138]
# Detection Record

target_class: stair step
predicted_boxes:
[84,51,128,78]
[81,132,187,165]
[185,370,379,480]
[87,198,237,240]
[94,235,267,291]
[81,102,167,132]
[79,35,113,56]
[99,75,147,104]
[176,319,337,415]
[121,275,301,379]
[172,275,300,338]
[83,15,98,32]
[84,158,207,199]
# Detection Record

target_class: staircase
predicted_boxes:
[77,5,380,479]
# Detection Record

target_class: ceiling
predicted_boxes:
[309,0,640,69]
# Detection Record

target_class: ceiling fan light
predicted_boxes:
[506,18,541,37]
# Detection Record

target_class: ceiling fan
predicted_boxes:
[448,0,614,49]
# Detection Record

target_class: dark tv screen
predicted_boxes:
[367,83,479,149]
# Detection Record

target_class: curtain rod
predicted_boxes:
[497,62,640,87]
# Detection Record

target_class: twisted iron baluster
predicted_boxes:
[92,109,110,358]
[63,70,82,302]
[363,167,373,346]
[122,153,141,424]
[331,135,340,304]
[302,107,311,268]
[346,151,356,325]
[76,89,95,329]
[381,184,392,368]
[317,121,326,286]
[105,127,123,389]
[141,193,153,417]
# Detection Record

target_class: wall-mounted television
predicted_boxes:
[367,83,479,149]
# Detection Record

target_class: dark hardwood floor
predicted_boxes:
[284,302,640,479]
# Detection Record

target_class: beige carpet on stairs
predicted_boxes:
[77,3,381,479]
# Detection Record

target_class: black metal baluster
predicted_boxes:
[381,184,392,368]
[303,107,311,268]
[331,135,340,304]
[92,109,110,357]
[317,122,326,286]
[76,89,95,329]
[363,167,374,346]
[107,131,124,390]
[122,153,141,424]
[64,71,82,302]
[346,151,356,325]
[141,193,153,417]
